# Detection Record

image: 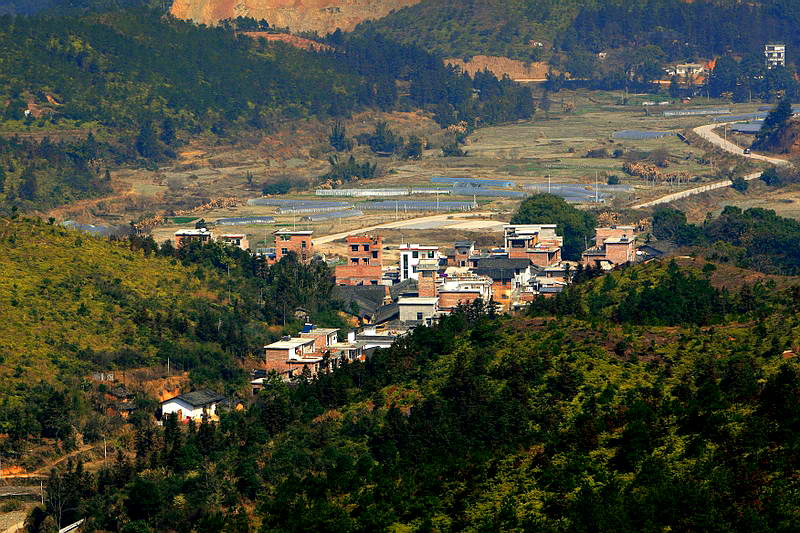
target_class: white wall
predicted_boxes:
[161,398,216,421]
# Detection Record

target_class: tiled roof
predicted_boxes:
[169,390,225,407]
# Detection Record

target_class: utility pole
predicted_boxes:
[595,171,599,203]
[548,173,551,194]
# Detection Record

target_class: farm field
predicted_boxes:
[63,91,774,255]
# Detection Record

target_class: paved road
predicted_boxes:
[313,212,497,245]
[632,121,791,209]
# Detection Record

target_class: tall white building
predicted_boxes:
[765,43,786,69]
[398,243,440,281]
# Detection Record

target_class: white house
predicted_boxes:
[160,390,225,422]
[399,243,440,281]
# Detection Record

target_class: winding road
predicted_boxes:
[632,121,791,209]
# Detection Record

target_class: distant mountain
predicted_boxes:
[170,0,423,34]
[357,0,800,64]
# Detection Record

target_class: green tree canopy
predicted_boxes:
[510,193,596,260]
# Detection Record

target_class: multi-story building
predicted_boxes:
[452,241,476,267]
[335,235,383,286]
[274,229,314,263]
[437,274,493,312]
[503,224,563,266]
[174,228,213,248]
[399,243,440,281]
[581,225,637,269]
[765,43,786,69]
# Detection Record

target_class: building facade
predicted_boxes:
[174,228,213,248]
[335,235,383,285]
[274,230,314,263]
[399,244,440,281]
[765,43,786,69]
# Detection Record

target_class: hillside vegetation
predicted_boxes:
[36,260,800,532]
[360,0,800,92]
[0,217,341,448]
[0,9,532,212]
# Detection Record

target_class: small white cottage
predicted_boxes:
[160,390,225,422]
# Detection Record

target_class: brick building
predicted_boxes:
[274,229,314,263]
[335,235,383,285]
[437,274,493,312]
[503,224,563,266]
[174,228,213,248]
[581,226,637,269]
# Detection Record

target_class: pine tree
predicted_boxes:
[135,120,162,160]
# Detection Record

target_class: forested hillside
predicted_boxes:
[0,9,532,211]
[360,0,800,91]
[34,260,800,532]
[0,217,341,448]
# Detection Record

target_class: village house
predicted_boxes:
[473,257,534,310]
[299,324,339,351]
[160,390,226,422]
[451,241,476,267]
[174,227,213,248]
[581,225,637,269]
[399,243,441,281]
[218,233,249,251]
[273,229,314,263]
[437,272,493,312]
[335,234,383,285]
[503,224,563,266]
[765,43,786,69]
[398,296,439,324]
[264,336,322,377]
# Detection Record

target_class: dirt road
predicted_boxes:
[632,121,791,209]
[313,212,498,245]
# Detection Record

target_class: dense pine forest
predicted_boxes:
[360,0,800,95]
[362,0,800,62]
[28,259,800,532]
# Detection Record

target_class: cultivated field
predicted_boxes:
[60,91,778,255]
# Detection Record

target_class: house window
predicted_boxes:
[351,245,359,252]
[362,258,370,264]
[416,312,423,320]
[412,251,419,259]
[351,258,359,264]
[363,245,370,251]
[281,248,288,255]
[301,241,307,249]
[372,251,379,258]
[280,235,291,241]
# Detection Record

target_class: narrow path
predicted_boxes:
[1,443,97,480]
[632,121,791,209]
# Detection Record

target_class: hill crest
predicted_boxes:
[170,0,423,34]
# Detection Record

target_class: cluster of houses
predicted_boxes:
[160,220,654,398]
[331,223,640,324]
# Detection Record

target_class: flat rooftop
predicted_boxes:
[398,297,439,305]
[264,337,315,349]
[175,228,212,236]
[301,328,339,336]
[274,229,313,235]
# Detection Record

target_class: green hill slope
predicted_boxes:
[358,0,800,65]
[39,259,800,531]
